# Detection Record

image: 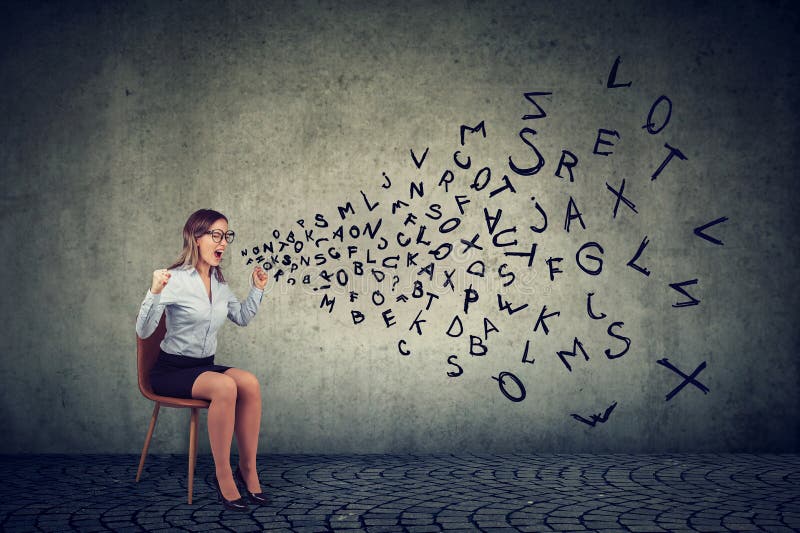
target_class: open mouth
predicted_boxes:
[214,250,224,260]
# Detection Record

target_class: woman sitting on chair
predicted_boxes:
[135,208,269,511]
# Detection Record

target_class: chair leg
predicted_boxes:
[188,407,199,504]
[136,402,161,482]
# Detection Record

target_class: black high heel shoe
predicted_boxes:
[234,467,270,505]
[212,475,249,512]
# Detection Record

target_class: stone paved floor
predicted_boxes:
[0,454,798,532]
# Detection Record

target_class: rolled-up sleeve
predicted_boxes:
[227,286,263,326]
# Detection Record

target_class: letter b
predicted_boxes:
[470,335,487,356]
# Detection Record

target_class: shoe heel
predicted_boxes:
[235,467,269,506]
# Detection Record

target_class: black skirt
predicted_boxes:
[150,350,231,399]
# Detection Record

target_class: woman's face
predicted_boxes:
[196,218,229,270]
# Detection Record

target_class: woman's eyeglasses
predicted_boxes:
[203,230,236,243]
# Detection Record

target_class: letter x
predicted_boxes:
[460,233,483,253]
[606,179,638,219]
[443,269,456,291]
[657,358,710,401]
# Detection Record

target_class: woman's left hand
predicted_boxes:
[252,265,268,290]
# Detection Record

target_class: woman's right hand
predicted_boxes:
[151,269,171,294]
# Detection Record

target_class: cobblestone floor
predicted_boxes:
[0,454,798,532]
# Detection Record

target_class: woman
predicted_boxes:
[135,208,269,511]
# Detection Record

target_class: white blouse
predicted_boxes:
[136,266,264,357]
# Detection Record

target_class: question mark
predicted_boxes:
[391,275,399,292]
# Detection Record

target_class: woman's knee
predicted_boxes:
[214,375,238,402]
[242,372,261,395]
[193,372,238,403]
[228,369,261,397]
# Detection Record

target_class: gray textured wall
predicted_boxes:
[1,0,798,454]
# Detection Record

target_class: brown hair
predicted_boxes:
[168,209,228,282]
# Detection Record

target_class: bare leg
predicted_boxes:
[191,371,241,500]
[224,368,263,493]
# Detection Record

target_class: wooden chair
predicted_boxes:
[135,315,210,504]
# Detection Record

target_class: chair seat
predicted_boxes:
[143,392,209,409]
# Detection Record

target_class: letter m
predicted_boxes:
[320,294,335,314]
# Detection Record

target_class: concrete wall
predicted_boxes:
[1,0,798,454]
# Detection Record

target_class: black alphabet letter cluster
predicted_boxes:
[242,57,726,429]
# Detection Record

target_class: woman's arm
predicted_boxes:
[135,269,172,338]
[227,266,267,326]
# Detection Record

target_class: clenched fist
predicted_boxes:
[252,265,268,290]
[151,269,171,294]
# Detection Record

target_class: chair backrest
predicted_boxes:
[136,315,167,399]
